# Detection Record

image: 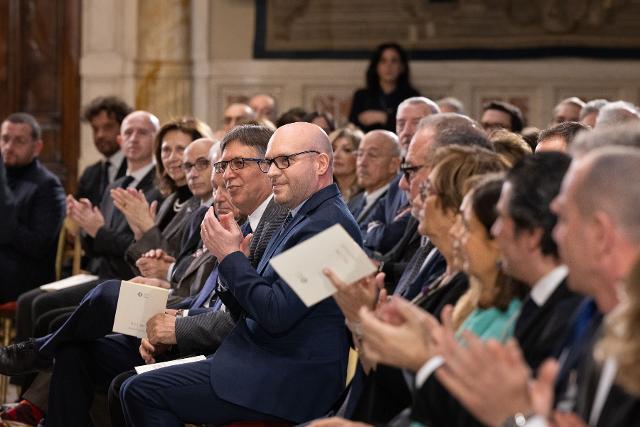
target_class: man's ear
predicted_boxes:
[317,152,330,175]
[33,139,44,157]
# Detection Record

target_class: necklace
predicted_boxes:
[173,197,187,212]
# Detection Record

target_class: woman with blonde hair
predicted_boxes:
[329,125,363,202]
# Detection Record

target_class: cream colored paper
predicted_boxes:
[269,224,376,307]
[134,355,206,374]
[112,280,169,338]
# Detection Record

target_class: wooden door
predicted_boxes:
[0,0,81,192]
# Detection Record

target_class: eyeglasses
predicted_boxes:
[257,150,320,173]
[213,157,262,174]
[419,179,440,201]
[181,157,211,172]
[400,163,425,182]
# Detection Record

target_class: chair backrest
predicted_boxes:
[55,217,83,280]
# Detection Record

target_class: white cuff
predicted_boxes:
[415,355,445,389]
[166,262,176,281]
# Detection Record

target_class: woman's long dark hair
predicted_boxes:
[365,42,414,93]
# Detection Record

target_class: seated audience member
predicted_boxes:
[275,107,307,128]
[595,100,640,128]
[349,42,420,133]
[304,111,336,135]
[489,129,532,165]
[249,93,277,123]
[0,113,65,301]
[14,111,162,342]
[213,102,256,140]
[535,121,589,153]
[480,101,524,134]
[552,96,585,124]
[395,96,440,153]
[429,142,640,427]
[115,122,360,425]
[119,117,213,270]
[75,96,132,206]
[329,125,363,202]
[133,137,215,293]
[436,96,466,115]
[579,98,608,128]
[375,113,494,293]
[348,130,401,226]
[360,98,440,256]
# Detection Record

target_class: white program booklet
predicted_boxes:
[39,274,99,292]
[112,280,170,338]
[134,355,206,374]
[270,224,377,307]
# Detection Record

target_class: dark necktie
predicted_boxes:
[514,296,539,333]
[393,240,432,297]
[120,175,135,189]
[100,160,111,194]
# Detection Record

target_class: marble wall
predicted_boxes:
[78,0,640,171]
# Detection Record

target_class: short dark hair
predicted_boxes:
[505,152,572,258]
[221,125,273,157]
[5,113,41,140]
[538,121,589,147]
[482,101,525,133]
[82,96,133,125]
[275,108,307,128]
[303,111,336,134]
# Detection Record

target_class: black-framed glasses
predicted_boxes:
[400,163,425,182]
[257,150,320,173]
[181,157,211,172]
[213,157,262,174]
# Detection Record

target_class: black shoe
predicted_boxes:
[0,339,50,375]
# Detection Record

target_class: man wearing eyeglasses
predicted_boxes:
[119,122,363,426]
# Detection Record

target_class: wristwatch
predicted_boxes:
[501,412,535,427]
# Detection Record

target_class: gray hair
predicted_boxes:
[579,99,608,121]
[571,123,640,157]
[436,97,466,115]
[575,146,640,242]
[595,101,640,128]
[397,96,440,115]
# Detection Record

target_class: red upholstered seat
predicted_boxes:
[0,301,17,317]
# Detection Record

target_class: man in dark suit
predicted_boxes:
[0,113,66,301]
[75,96,131,206]
[348,130,401,228]
[118,122,361,426]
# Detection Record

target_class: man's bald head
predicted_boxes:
[265,122,333,208]
[223,103,256,133]
[356,130,401,192]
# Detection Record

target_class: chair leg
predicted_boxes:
[0,318,13,402]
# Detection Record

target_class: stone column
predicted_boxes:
[136,0,192,122]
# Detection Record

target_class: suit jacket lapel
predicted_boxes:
[515,279,570,342]
[257,184,340,274]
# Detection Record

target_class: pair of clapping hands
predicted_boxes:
[66,187,156,239]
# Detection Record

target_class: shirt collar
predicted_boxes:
[530,265,568,306]
[125,161,155,188]
[200,196,214,207]
[107,149,125,167]
[248,195,273,231]
[364,183,390,208]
